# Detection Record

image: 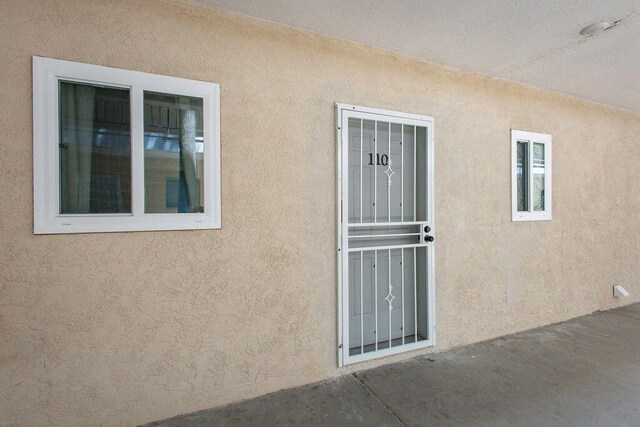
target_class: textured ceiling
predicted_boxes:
[196,0,640,112]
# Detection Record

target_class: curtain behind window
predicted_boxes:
[60,83,96,214]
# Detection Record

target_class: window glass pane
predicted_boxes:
[516,141,528,212]
[59,82,131,214]
[144,92,204,213]
[533,142,545,211]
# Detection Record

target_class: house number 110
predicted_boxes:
[368,153,389,166]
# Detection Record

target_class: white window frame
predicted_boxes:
[511,129,552,222]
[33,56,221,234]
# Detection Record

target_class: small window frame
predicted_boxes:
[33,56,221,234]
[511,129,552,222]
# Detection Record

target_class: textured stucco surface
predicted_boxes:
[1,1,640,425]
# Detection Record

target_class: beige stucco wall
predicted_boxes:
[2,0,640,425]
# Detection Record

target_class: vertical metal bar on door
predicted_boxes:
[388,248,391,348]
[401,124,404,221]
[388,122,391,222]
[413,126,417,221]
[401,248,405,345]
[374,121,378,223]
[374,249,378,350]
[360,119,363,223]
[414,247,417,342]
[360,251,364,354]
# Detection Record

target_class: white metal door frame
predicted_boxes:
[336,103,435,367]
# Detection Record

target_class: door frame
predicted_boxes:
[336,103,436,367]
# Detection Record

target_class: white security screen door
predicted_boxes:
[337,104,435,366]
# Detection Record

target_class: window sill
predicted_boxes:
[34,213,220,234]
[512,213,552,222]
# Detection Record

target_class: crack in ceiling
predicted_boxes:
[500,9,639,76]
[197,0,640,112]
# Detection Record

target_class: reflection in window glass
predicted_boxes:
[144,92,204,213]
[59,81,131,214]
[516,141,528,212]
[533,142,545,211]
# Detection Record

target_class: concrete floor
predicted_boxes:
[145,303,640,427]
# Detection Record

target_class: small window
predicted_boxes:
[33,57,220,233]
[511,130,552,221]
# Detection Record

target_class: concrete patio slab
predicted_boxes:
[146,374,400,427]
[145,303,640,427]
[616,303,640,321]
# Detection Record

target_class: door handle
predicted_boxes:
[424,235,434,242]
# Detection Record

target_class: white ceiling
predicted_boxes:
[196,0,640,112]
